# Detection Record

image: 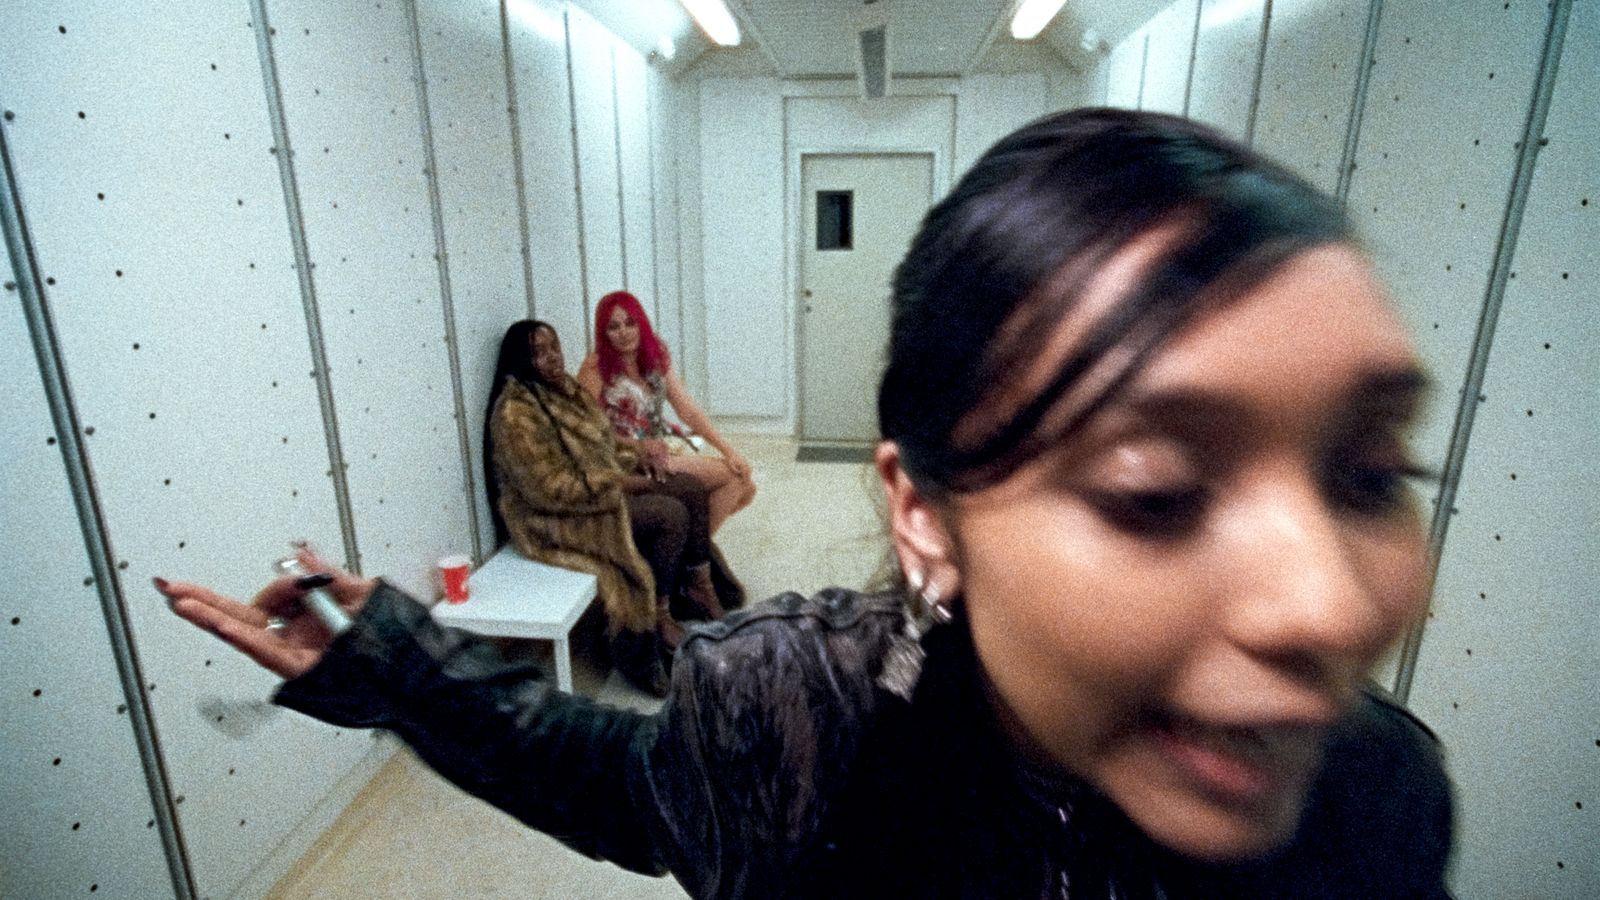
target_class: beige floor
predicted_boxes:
[268,434,888,899]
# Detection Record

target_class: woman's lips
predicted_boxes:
[1152,714,1325,804]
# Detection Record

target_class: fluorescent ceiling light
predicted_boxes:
[1011,0,1069,40]
[679,0,741,46]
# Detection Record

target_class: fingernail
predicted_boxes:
[152,576,170,592]
[295,573,334,590]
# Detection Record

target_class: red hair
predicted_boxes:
[594,290,670,384]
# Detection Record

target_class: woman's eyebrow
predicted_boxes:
[1095,364,1431,442]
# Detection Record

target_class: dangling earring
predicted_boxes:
[878,567,953,700]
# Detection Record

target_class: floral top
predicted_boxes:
[602,372,693,445]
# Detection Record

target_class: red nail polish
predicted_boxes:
[152,576,170,591]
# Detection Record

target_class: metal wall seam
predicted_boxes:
[1243,0,1275,145]
[402,0,483,563]
[1394,0,1573,703]
[499,0,539,321]
[1182,0,1202,118]
[563,9,594,348]
[1136,33,1150,109]
[1335,0,1384,203]
[610,44,631,305]
[249,0,361,572]
[644,75,664,330]
[0,118,198,900]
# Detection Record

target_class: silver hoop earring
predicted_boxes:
[879,570,953,700]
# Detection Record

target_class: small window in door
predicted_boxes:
[816,191,853,251]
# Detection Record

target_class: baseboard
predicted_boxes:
[229,733,399,899]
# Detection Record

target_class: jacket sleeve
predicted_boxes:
[273,581,671,876]
[491,386,622,515]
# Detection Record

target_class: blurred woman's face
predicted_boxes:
[605,305,641,355]
[948,242,1430,862]
[529,326,565,384]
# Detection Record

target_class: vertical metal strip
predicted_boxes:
[1243,0,1274,145]
[1136,34,1150,109]
[0,112,199,900]
[249,0,361,572]
[499,0,538,320]
[610,44,631,297]
[1394,0,1571,703]
[1182,0,1202,117]
[402,0,482,562]
[563,9,593,349]
[644,71,664,329]
[1335,0,1384,202]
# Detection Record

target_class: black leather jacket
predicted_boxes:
[277,582,1453,899]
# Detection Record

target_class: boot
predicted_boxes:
[611,628,669,697]
[657,598,686,651]
[683,563,725,621]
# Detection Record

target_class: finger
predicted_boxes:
[292,546,373,608]
[171,597,299,679]
[158,578,274,628]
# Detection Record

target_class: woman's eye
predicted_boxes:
[1091,487,1208,537]
[1328,458,1430,514]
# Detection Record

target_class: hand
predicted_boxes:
[723,451,751,479]
[642,438,670,474]
[154,547,375,680]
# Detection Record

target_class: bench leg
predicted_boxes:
[553,637,573,694]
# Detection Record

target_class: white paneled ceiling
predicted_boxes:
[742,0,1011,77]
[566,0,1172,78]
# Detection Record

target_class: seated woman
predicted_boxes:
[482,320,731,695]
[577,291,756,535]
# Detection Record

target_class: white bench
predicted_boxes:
[430,546,598,693]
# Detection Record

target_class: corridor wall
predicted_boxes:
[0,1,685,896]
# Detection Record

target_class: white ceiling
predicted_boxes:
[567,0,1171,78]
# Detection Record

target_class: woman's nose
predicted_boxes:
[1223,481,1394,677]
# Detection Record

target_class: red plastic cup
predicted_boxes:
[439,554,472,604]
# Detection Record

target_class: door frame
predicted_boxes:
[789,147,946,444]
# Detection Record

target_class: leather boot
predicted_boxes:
[611,628,669,697]
[657,598,686,651]
[683,563,725,621]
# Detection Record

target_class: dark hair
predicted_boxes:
[878,108,1351,494]
[484,319,557,546]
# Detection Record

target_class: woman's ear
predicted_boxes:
[875,442,960,599]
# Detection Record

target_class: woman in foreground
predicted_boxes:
[160,109,1452,898]
[578,290,756,535]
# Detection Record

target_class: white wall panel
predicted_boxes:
[1141,0,1198,115]
[1188,0,1265,140]
[649,68,686,365]
[1253,0,1368,192]
[700,76,785,417]
[954,73,1047,178]
[673,76,708,399]
[1346,0,1550,479]
[268,0,473,596]
[1105,30,1147,109]
[506,0,588,353]
[415,0,529,556]
[0,274,172,899]
[615,40,659,320]
[1408,5,1599,896]
[566,5,626,320]
[0,4,365,896]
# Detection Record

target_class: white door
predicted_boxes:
[799,153,935,444]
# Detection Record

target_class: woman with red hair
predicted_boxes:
[578,291,755,543]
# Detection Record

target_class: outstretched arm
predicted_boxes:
[161,558,677,877]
